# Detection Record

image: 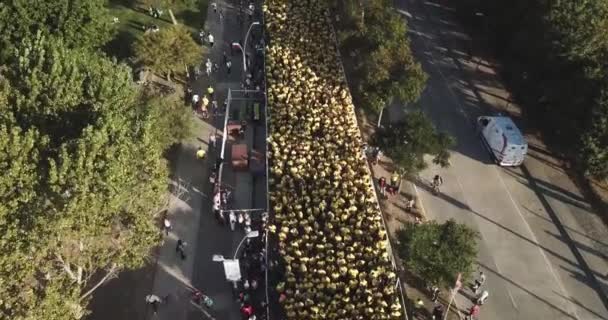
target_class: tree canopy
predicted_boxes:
[332,0,427,113]
[0,0,113,57]
[134,24,203,80]
[373,111,455,175]
[0,35,180,319]
[452,0,608,179]
[396,219,479,288]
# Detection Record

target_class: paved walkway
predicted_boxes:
[146,1,266,320]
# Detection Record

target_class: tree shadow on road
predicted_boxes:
[477,261,579,320]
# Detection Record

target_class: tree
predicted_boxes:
[0,0,113,56]
[0,35,181,319]
[134,25,203,80]
[396,219,479,288]
[450,0,608,180]
[333,0,427,113]
[580,89,608,179]
[373,111,455,175]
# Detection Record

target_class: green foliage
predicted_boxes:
[332,0,427,113]
[0,35,174,319]
[134,24,203,79]
[581,89,608,179]
[0,0,114,57]
[143,93,195,148]
[373,111,455,175]
[396,219,479,288]
[451,0,608,178]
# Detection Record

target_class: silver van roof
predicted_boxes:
[491,117,526,145]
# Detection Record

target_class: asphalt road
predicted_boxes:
[396,0,608,319]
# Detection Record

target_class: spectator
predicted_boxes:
[163,218,172,236]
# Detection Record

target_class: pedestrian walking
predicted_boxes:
[176,239,187,260]
[209,171,216,185]
[414,298,425,317]
[196,146,206,160]
[432,304,444,320]
[213,191,221,210]
[192,93,200,108]
[186,86,193,102]
[229,210,236,231]
[163,218,172,236]
[211,2,217,12]
[219,9,224,21]
[466,304,480,320]
[370,147,380,164]
[207,85,214,98]
[244,213,252,233]
[145,294,164,314]
[378,177,387,196]
[391,172,400,188]
[223,51,228,63]
[193,65,201,80]
[201,97,209,118]
[208,33,214,47]
[226,59,232,74]
[477,290,489,305]
[472,271,486,294]
[212,100,218,115]
[406,197,415,212]
[209,132,217,147]
[238,211,244,227]
[205,58,212,74]
[240,304,254,318]
[431,286,440,303]
[213,202,220,220]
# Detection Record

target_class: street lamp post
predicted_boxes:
[211,230,260,281]
[243,21,260,72]
[233,230,259,259]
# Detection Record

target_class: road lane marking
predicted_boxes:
[494,167,580,319]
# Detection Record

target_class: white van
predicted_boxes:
[477,116,527,166]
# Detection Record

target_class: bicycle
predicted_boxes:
[190,288,214,309]
[431,180,440,194]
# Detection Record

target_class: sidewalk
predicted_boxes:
[356,106,462,320]
[146,1,266,320]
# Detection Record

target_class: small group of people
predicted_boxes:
[188,84,216,119]
[227,210,253,232]
[465,272,489,319]
[235,230,268,319]
[162,214,189,261]
[148,6,163,18]
[418,271,488,320]
[378,172,400,198]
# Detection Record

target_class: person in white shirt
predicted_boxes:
[163,218,171,236]
[229,211,236,231]
[192,94,200,107]
[477,290,489,305]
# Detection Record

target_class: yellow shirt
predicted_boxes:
[391,173,399,185]
[196,149,206,159]
[207,87,214,95]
